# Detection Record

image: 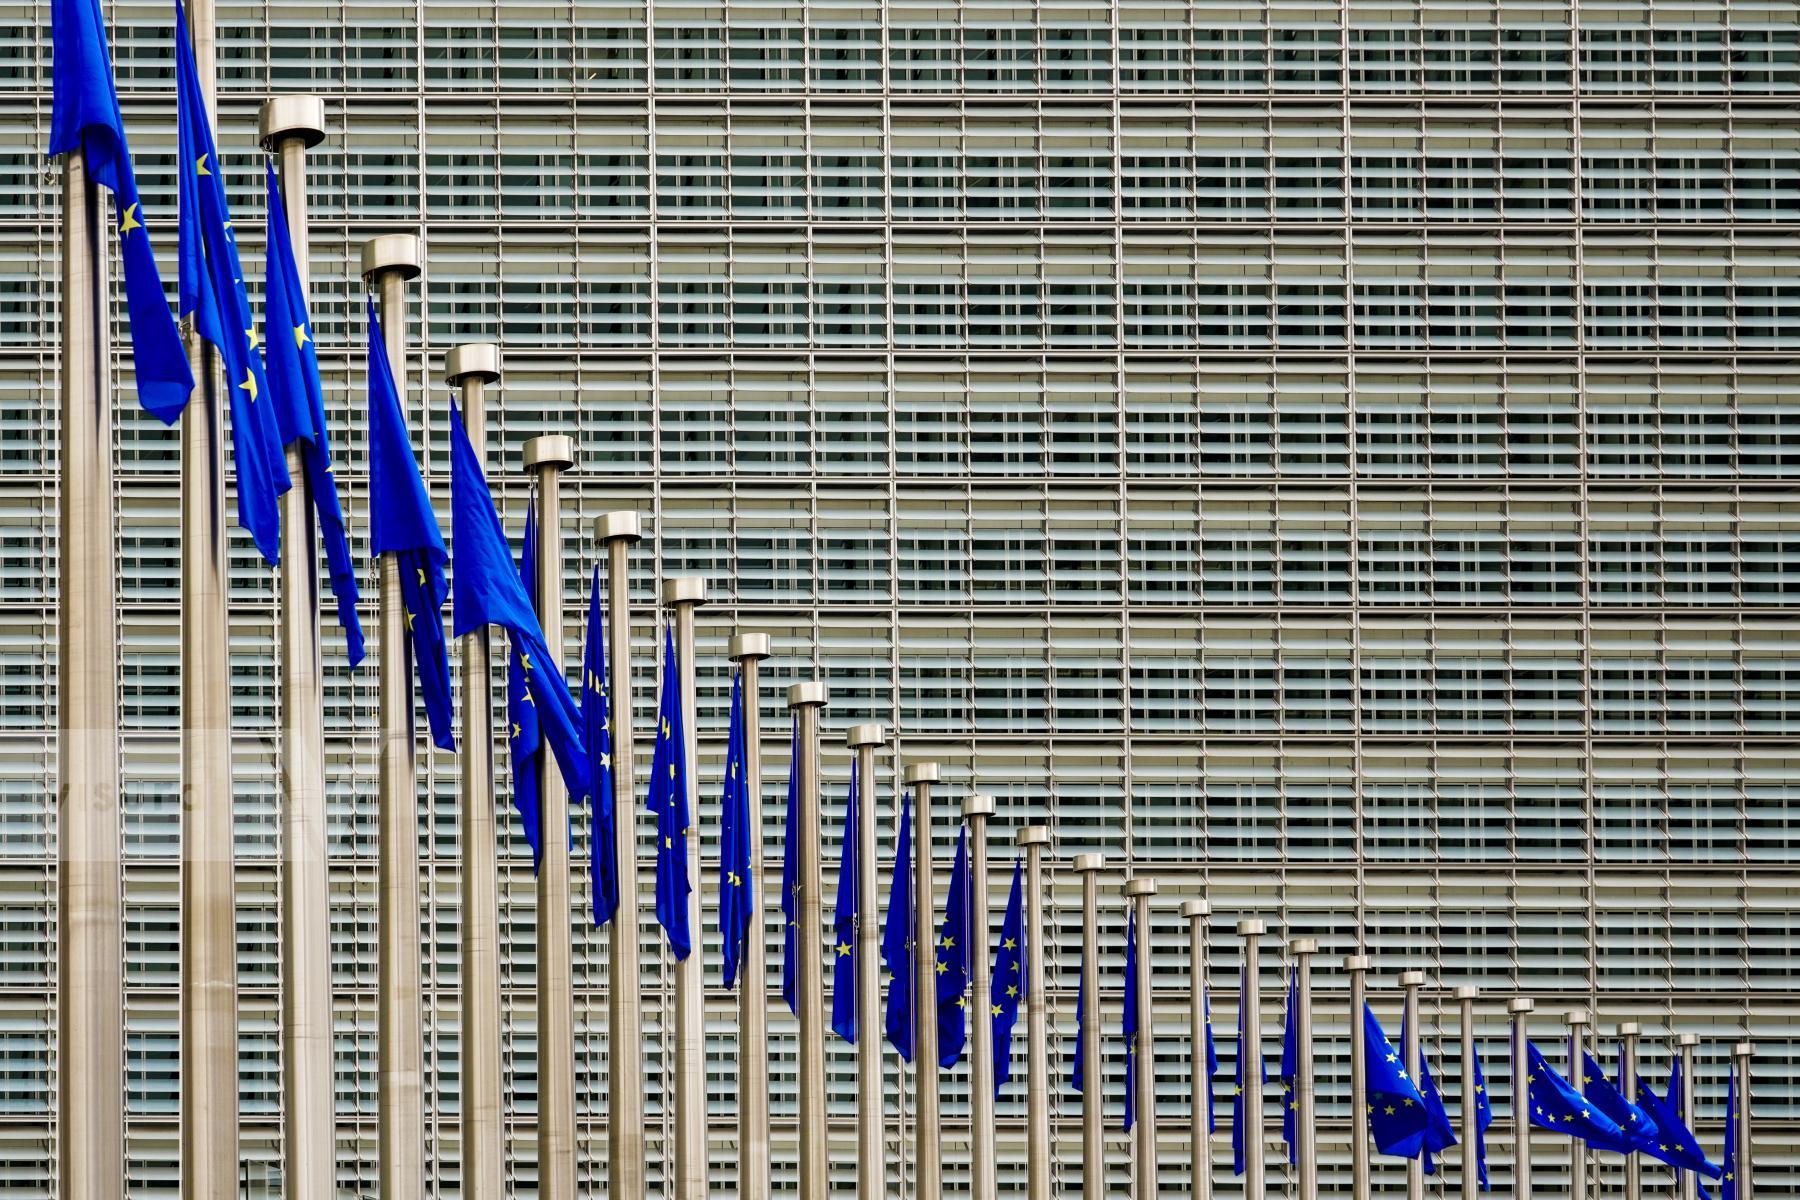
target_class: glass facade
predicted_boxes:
[5,0,1798,1195]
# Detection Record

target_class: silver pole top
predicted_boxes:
[787,680,828,708]
[1123,878,1157,898]
[962,793,996,819]
[1508,998,1536,1014]
[1619,1022,1641,1036]
[661,576,707,607]
[1733,1042,1753,1059]
[360,233,421,282]
[1344,954,1371,972]
[1073,853,1105,873]
[595,511,642,543]
[1017,825,1050,847]
[1454,986,1479,1001]
[523,434,576,472]
[257,95,327,149]
[729,632,771,661]
[1289,937,1318,955]
[445,343,500,386]
[1676,1032,1700,1047]
[1181,899,1210,919]
[903,761,940,784]
[1399,970,1425,988]
[1237,919,1265,936]
[846,723,886,749]
[1566,1009,1590,1027]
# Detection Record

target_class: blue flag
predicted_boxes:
[1583,1051,1658,1154]
[1525,1041,1630,1151]
[1363,1004,1430,1155]
[47,0,192,421]
[1071,967,1086,1093]
[1279,969,1298,1163]
[935,825,971,1067]
[174,0,291,564]
[506,500,543,861]
[1721,1071,1738,1200]
[1123,907,1141,1131]
[882,792,914,1061]
[1231,967,1250,1174]
[1471,1039,1493,1188]
[1396,1019,1458,1171]
[1201,985,1220,1133]
[779,717,799,1014]
[581,567,617,926]
[262,164,363,665]
[448,402,591,813]
[991,859,1024,1096]
[1637,1077,1723,1180]
[647,623,692,959]
[719,668,754,988]
[830,757,861,1043]
[365,299,453,751]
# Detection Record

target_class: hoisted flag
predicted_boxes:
[1525,1041,1629,1151]
[506,500,543,860]
[1279,969,1298,1163]
[1231,966,1267,1174]
[1721,1071,1738,1200]
[882,792,914,1060]
[581,567,617,925]
[779,717,799,1014]
[647,623,693,959]
[935,825,971,1067]
[1396,1019,1458,1171]
[830,758,860,1043]
[991,859,1024,1096]
[1471,1039,1493,1189]
[1636,1077,1722,1180]
[1582,1050,1658,1154]
[1123,907,1141,1131]
[1363,1004,1429,1155]
[1070,966,1086,1093]
[719,668,754,987]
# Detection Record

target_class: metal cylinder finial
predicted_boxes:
[1619,1021,1641,1036]
[1677,1032,1699,1046]
[1399,970,1425,987]
[1454,985,1479,1000]
[904,761,940,784]
[359,233,421,281]
[963,793,997,818]
[1345,954,1371,972]
[787,681,828,708]
[445,343,500,386]
[729,632,771,661]
[1509,998,1536,1013]
[1567,1008,1590,1027]
[1181,899,1210,918]
[662,576,706,606]
[1018,825,1050,847]
[523,435,577,472]
[1237,918,1266,936]
[257,95,327,149]
[846,722,886,748]
[1733,1041,1753,1058]
[595,511,642,543]
[1123,877,1158,897]
[1074,853,1104,873]
[1290,937,1318,954]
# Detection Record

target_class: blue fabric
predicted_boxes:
[1123,908,1140,1132]
[990,859,1024,1096]
[1279,970,1298,1163]
[881,792,913,1061]
[47,0,192,421]
[830,758,859,1043]
[505,500,542,865]
[935,826,971,1067]
[719,669,754,987]
[647,623,692,959]
[580,567,617,926]
[1472,1039,1493,1189]
[1525,1041,1630,1152]
[1637,1076,1723,1179]
[779,718,799,1014]
[1721,1073,1738,1200]
[1202,987,1220,1133]
[1583,1050,1659,1154]
[1230,967,1250,1174]
[174,1,290,564]
[1394,1019,1458,1171]
[1070,969,1086,1094]
[1363,1004,1430,1155]
[262,164,362,665]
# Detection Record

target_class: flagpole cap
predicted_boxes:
[1073,853,1105,873]
[1181,899,1209,919]
[661,576,707,607]
[903,762,940,784]
[1453,985,1479,1001]
[1236,919,1265,936]
[1732,1042,1753,1059]
[962,793,996,819]
[595,511,643,543]
[1618,1021,1641,1036]
[1344,954,1371,972]
[445,343,501,386]
[1398,970,1424,988]
[846,722,885,749]
[787,680,828,708]
[1676,1032,1699,1047]
[1018,825,1050,848]
[729,633,771,661]
[1566,1008,1590,1027]
[359,234,421,282]
[1123,877,1157,898]
[258,95,328,149]
[1508,998,1536,1014]
[1289,937,1318,955]
[523,434,576,472]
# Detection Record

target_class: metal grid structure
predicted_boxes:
[5,0,1800,1195]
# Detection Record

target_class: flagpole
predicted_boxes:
[1620,1021,1643,1200]
[1238,919,1267,1199]
[361,232,426,1200]
[57,131,126,1200]
[447,343,505,1200]
[179,1,238,1194]
[1075,853,1105,1200]
[1455,986,1479,1200]
[848,723,888,1198]
[964,794,998,1200]
[906,762,944,1200]
[1018,826,1052,1200]
[1125,878,1158,1197]
[1732,1042,1753,1200]
[664,576,710,1200]
[1401,970,1425,1200]
[595,511,647,1195]
[1508,998,1535,1200]
[788,680,830,1200]
[1347,954,1371,1199]
[730,633,773,1200]
[1182,900,1213,1200]
[1291,938,1318,1200]
[1567,1009,1590,1200]
[1675,1033,1698,1200]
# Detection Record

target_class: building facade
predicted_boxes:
[7,0,1799,1194]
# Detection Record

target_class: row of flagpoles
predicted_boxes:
[48,3,1762,1200]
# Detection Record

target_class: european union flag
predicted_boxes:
[1123,908,1141,1131]
[935,825,971,1067]
[47,0,192,421]
[991,859,1025,1096]
[262,165,362,664]
[506,500,543,860]
[779,717,799,1014]
[1582,1051,1658,1154]
[830,757,860,1043]
[1525,1041,1629,1151]
[175,1,290,564]
[1363,1004,1429,1155]
[1472,1039,1493,1189]
[882,792,914,1061]
[365,299,452,751]
[1231,966,1268,1174]
[1396,1019,1458,1171]
[1279,969,1298,1163]
[1070,967,1086,1093]
[1201,986,1220,1133]
[719,667,754,988]
[1721,1071,1739,1200]
[581,567,617,926]
[1637,1076,1723,1181]
[647,623,692,959]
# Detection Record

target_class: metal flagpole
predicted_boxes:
[447,344,504,1200]
[1676,1033,1698,1200]
[964,794,998,1200]
[595,510,646,1196]
[1456,986,1479,1200]
[1401,970,1425,1200]
[1732,1042,1753,1200]
[57,123,126,1200]
[1125,878,1158,1197]
[1018,826,1052,1200]
[906,761,944,1200]
[259,95,334,1200]
[1347,955,1372,1200]
[180,2,237,1195]
[1074,854,1104,1200]
[788,680,829,1200]
[1238,920,1267,1199]
[1509,998,1534,1200]
[1182,900,1214,1200]
[1621,1022,1643,1200]
[362,232,426,1200]
[1291,938,1318,1200]
[665,577,709,1200]
[730,633,773,1200]
[848,723,888,1198]
[1568,1009,1589,1200]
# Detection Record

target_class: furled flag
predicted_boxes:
[779,717,800,1014]
[1721,1070,1739,1200]
[365,299,453,750]
[1363,1004,1430,1155]
[1279,969,1298,1164]
[506,499,543,861]
[1636,1076,1723,1181]
[1070,966,1086,1093]
[1123,907,1141,1131]
[1396,1019,1458,1172]
[581,567,617,925]
[1231,966,1259,1174]
[175,0,290,564]
[262,164,362,663]
[1471,1038,1493,1189]
[935,825,972,1067]
[647,623,692,959]
[1525,1041,1630,1151]
[830,757,860,1043]
[882,792,914,1061]
[47,0,192,420]
[1583,1051,1659,1154]
[719,668,754,987]
[991,859,1025,1096]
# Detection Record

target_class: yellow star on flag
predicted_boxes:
[238,371,257,402]
[195,153,211,176]
[293,323,309,350]
[120,203,142,235]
